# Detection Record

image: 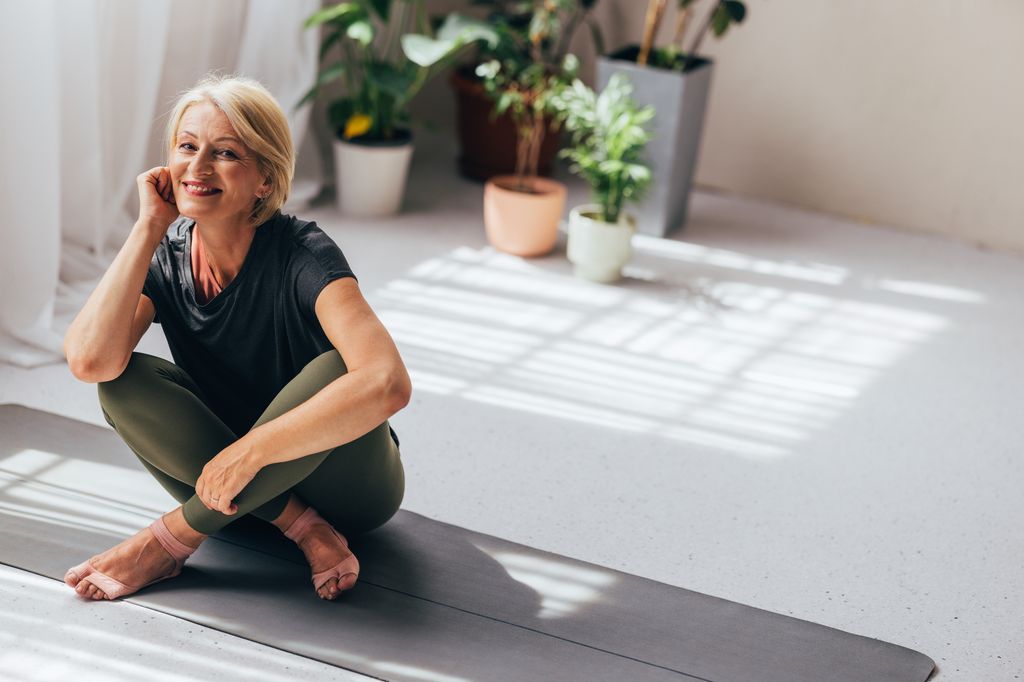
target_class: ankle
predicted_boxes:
[271,494,308,534]
[163,509,207,549]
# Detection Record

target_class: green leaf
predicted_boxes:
[367,61,417,99]
[365,0,390,21]
[318,31,342,62]
[437,14,498,44]
[304,3,361,29]
[711,4,731,36]
[725,0,746,23]
[475,60,500,80]
[401,35,456,68]
[296,62,347,109]
[347,19,374,46]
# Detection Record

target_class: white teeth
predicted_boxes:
[186,183,217,194]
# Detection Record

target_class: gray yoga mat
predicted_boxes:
[0,404,935,681]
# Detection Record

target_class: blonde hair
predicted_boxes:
[165,73,294,227]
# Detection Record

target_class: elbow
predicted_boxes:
[67,354,126,384]
[383,367,412,413]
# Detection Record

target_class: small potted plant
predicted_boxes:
[299,1,494,216]
[551,73,654,282]
[474,0,585,257]
[449,0,602,181]
[596,0,746,236]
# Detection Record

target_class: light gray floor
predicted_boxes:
[2,133,1021,681]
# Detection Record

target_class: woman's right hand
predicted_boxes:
[137,166,179,234]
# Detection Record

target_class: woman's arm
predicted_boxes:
[242,277,412,467]
[65,223,161,382]
[65,167,178,382]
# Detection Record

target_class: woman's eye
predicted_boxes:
[218,149,238,159]
[178,143,196,151]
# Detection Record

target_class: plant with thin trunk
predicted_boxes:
[551,74,654,224]
[298,1,496,141]
[473,0,598,193]
[637,0,746,72]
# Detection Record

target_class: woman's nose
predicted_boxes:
[189,153,214,176]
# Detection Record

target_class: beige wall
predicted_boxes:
[591,0,1024,254]
[385,1,1024,253]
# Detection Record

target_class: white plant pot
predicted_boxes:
[567,204,636,283]
[332,136,414,217]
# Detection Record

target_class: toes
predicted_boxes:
[65,570,79,588]
[319,578,339,599]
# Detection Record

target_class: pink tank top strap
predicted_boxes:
[191,226,224,305]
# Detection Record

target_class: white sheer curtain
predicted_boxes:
[0,0,322,367]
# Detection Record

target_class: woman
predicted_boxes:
[61,74,410,602]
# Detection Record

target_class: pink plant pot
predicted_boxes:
[483,175,567,257]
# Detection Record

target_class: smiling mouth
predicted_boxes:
[183,182,222,196]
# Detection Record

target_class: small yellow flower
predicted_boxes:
[343,113,372,139]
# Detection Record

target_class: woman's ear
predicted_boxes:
[257,178,272,199]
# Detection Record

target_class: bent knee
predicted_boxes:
[97,352,175,404]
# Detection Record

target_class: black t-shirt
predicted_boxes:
[142,212,356,437]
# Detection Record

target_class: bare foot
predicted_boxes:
[273,494,357,600]
[64,510,204,600]
[295,524,357,600]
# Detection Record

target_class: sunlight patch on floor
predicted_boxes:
[377,246,949,460]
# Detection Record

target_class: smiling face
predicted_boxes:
[169,100,271,226]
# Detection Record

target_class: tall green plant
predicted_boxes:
[551,74,654,223]
[299,0,495,141]
[472,0,598,192]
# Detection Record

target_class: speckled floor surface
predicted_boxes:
[1,133,1021,680]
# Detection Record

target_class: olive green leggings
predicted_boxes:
[97,350,405,538]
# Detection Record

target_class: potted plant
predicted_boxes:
[449,0,602,181]
[473,0,587,257]
[299,1,495,216]
[596,0,746,236]
[551,73,654,282]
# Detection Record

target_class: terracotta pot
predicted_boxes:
[483,175,567,257]
[450,68,562,181]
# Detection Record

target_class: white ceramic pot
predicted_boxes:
[567,204,636,282]
[332,134,414,217]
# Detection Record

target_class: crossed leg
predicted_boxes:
[66,350,402,600]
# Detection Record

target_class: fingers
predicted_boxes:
[196,473,236,514]
[154,167,175,204]
[139,166,175,205]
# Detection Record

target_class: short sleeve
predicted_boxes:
[292,222,357,324]
[141,257,162,325]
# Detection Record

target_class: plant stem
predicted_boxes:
[527,107,544,179]
[682,0,719,73]
[673,7,691,51]
[638,0,668,66]
[385,0,410,63]
[554,5,584,63]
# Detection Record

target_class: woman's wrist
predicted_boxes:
[131,220,167,250]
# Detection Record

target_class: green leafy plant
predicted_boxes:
[551,73,654,224]
[471,0,600,192]
[467,0,603,79]
[298,1,496,141]
[637,0,746,72]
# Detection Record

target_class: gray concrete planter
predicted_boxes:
[596,47,713,237]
